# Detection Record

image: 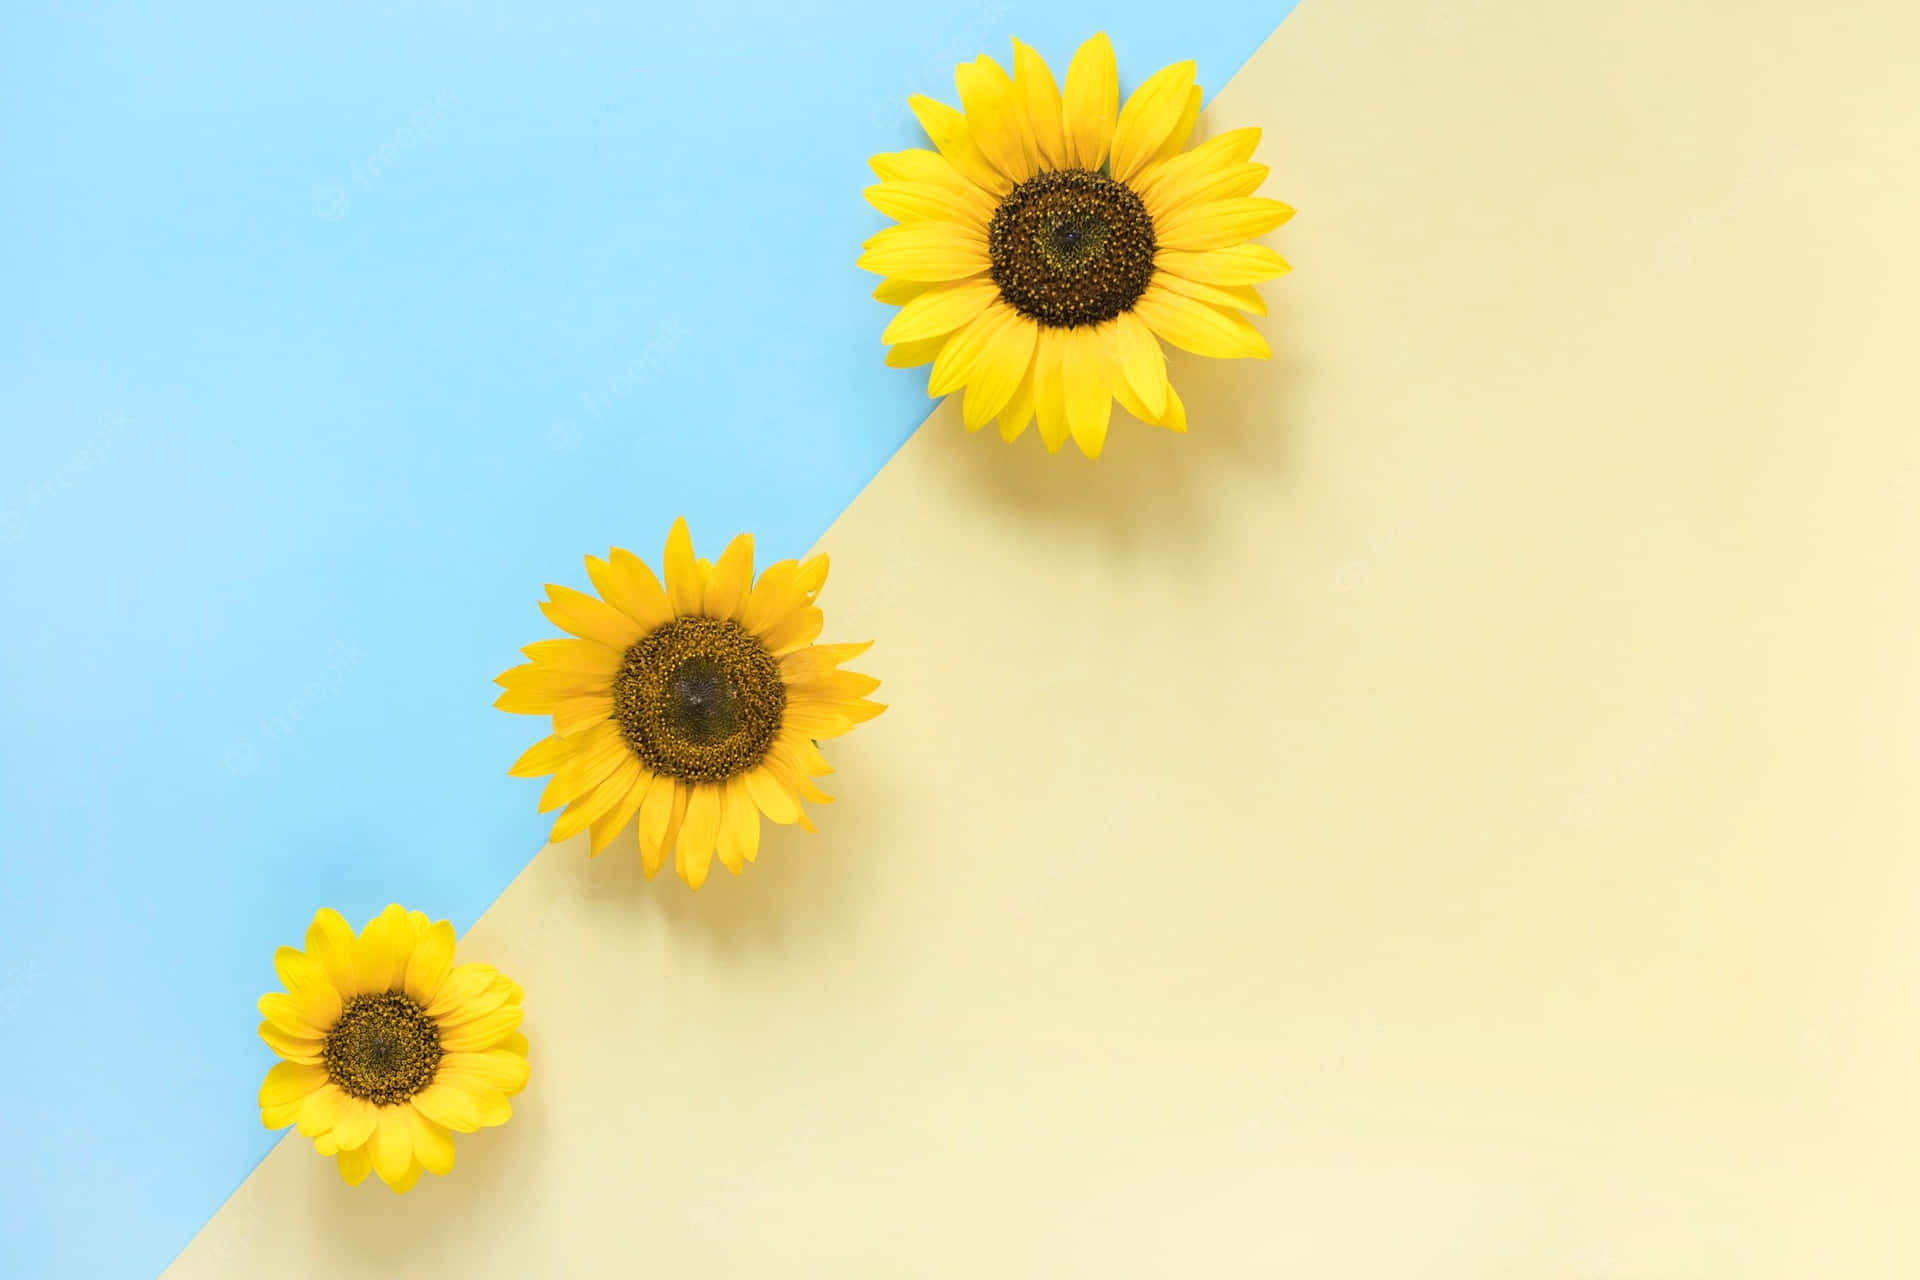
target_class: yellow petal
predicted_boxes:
[516,637,623,675]
[872,276,932,306]
[869,148,993,203]
[962,312,1039,430]
[337,1143,374,1186]
[373,1106,414,1187]
[1152,269,1267,316]
[411,1080,482,1133]
[954,54,1033,182]
[857,221,990,283]
[258,992,326,1041]
[1114,369,1187,433]
[777,640,874,685]
[329,1096,378,1151]
[431,975,513,1028]
[887,336,949,369]
[493,663,610,699]
[407,1106,457,1177]
[863,180,997,227]
[662,516,702,615]
[1153,196,1295,253]
[402,919,456,1005]
[586,549,672,631]
[547,693,615,738]
[1158,382,1188,433]
[1143,161,1268,223]
[678,784,721,890]
[589,768,653,858]
[744,764,802,826]
[880,277,1001,345]
[353,903,414,995]
[506,736,579,786]
[996,363,1037,441]
[704,531,754,620]
[538,584,644,650]
[272,946,342,1030]
[715,775,760,872]
[759,605,823,657]
[1110,60,1197,183]
[258,1060,328,1111]
[296,1082,349,1138]
[1134,127,1262,208]
[795,554,828,599]
[261,1098,304,1130]
[641,781,688,879]
[439,1003,524,1053]
[929,301,1019,397]
[1134,282,1271,359]
[1108,311,1168,419]
[1032,327,1070,454]
[257,1020,323,1064]
[781,703,854,738]
[439,1048,532,1095]
[535,720,626,812]
[549,756,643,845]
[1149,85,1204,167]
[637,775,680,865]
[1061,32,1118,171]
[303,907,359,995]
[1060,324,1114,459]
[906,94,1012,195]
[435,1077,513,1128]
[1011,38,1066,170]
[385,1159,423,1195]
[787,668,884,701]
[426,962,498,1020]
[740,560,803,638]
[1152,243,1292,287]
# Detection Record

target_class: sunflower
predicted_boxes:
[255,904,529,1193]
[494,517,883,890]
[859,32,1292,458]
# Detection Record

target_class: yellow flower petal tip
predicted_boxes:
[496,522,883,890]
[861,33,1289,455]
[254,906,528,1193]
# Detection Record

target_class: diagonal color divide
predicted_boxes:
[168,0,1920,1275]
[0,3,1295,1277]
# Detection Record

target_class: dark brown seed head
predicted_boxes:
[323,991,442,1105]
[612,616,786,783]
[988,168,1157,328]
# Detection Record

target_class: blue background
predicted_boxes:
[0,2,1293,1274]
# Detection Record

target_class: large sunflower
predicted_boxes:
[256,904,529,1193]
[495,517,883,890]
[859,33,1292,458]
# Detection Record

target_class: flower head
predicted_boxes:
[256,905,528,1192]
[496,518,884,889]
[861,33,1293,457]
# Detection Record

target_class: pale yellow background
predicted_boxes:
[170,0,1920,1275]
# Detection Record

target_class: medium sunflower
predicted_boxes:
[859,32,1292,458]
[495,517,883,890]
[256,904,529,1193]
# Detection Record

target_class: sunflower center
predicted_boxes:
[612,616,786,782]
[323,991,441,1105]
[987,168,1157,328]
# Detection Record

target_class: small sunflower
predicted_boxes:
[256,904,529,1193]
[859,32,1293,458]
[494,517,883,890]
